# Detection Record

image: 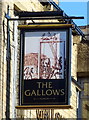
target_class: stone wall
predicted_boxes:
[78,77,89,119]
[78,25,89,119]
[78,26,89,73]
[0,2,3,119]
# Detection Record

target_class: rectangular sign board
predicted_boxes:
[19,24,72,107]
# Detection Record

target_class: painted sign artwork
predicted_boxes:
[24,31,66,80]
[20,29,71,106]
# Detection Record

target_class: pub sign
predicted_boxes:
[19,24,72,107]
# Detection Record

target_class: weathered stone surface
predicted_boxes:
[77,41,89,72]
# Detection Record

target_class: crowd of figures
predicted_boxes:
[24,56,63,79]
[40,56,63,79]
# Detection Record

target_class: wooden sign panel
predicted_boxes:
[19,24,72,107]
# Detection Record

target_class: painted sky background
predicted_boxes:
[59,1,88,26]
